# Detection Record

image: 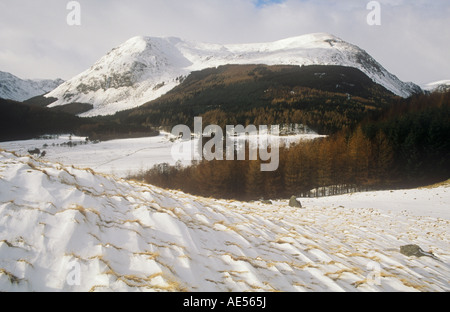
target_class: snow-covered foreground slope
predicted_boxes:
[0,71,63,102]
[0,150,448,292]
[46,33,421,117]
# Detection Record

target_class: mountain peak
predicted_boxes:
[0,71,64,102]
[422,80,450,93]
[123,35,178,48]
[45,34,421,117]
[281,33,343,42]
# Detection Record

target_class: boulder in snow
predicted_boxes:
[289,196,302,208]
[400,244,435,258]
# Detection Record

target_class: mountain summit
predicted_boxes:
[422,80,450,93]
[45,33,421,117]
[0,71,63,102]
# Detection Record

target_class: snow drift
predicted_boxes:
[0,150,448,292]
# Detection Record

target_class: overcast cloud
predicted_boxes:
[0,0,448,85]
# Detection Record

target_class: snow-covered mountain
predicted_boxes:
[46,33,421,117]
[422,80,450,93]
[0,71,64,102]
[0,149,449,291]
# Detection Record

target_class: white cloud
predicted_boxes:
[0,0,448,84]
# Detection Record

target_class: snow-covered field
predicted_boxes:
[0,132,325,178]
[0,150,448,292]
[0,134,180,179]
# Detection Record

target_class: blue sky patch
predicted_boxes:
[254,0,285,8]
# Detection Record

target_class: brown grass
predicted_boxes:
[324,268,363,280]
[100,243,123,251]
[26,161,39,170]
[0,240,15,248]
[88,285,108,292]
[352,279,367,288]
[134,251,160,260]
[399,278,428,291]
[64,252,85,262]
[0,268,22,285]
[289,262,319,270]
[121,219,148,228]
[292,281,312,290]
[57,204,101,219]
[112,271,187,292]
[17,259,34,268]
[274,238,291,245]
[419,179,450,189]
[222,253,267,269]
[88,232,101,242]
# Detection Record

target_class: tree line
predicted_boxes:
[0,98,158,142]
[132,91,450,200]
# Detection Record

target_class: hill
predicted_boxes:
[0,150,448,292]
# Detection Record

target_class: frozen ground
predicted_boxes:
[0,132,324,178]
[0,134,177,178]
[0,150,448,292]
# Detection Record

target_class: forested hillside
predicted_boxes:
[115,64,398,135]
[133,91,450,200]
[0,99,158,142]
[0,98,83,141]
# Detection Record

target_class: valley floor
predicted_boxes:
[0,132,324,178]
[0,150,448,292]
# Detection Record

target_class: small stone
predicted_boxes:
[400,245,426,257]
[289,196,302,208]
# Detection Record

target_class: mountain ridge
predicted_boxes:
[422,80,450,93]
[45,33,422,117]
[0,71,64,102]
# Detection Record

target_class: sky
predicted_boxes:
[0,0,449,85]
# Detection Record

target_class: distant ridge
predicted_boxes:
[0,71,63,102]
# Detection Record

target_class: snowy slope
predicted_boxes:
[46,33,421,117]
[0,149,448,292]
[422,80,450,93]
[0,71,64,102]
